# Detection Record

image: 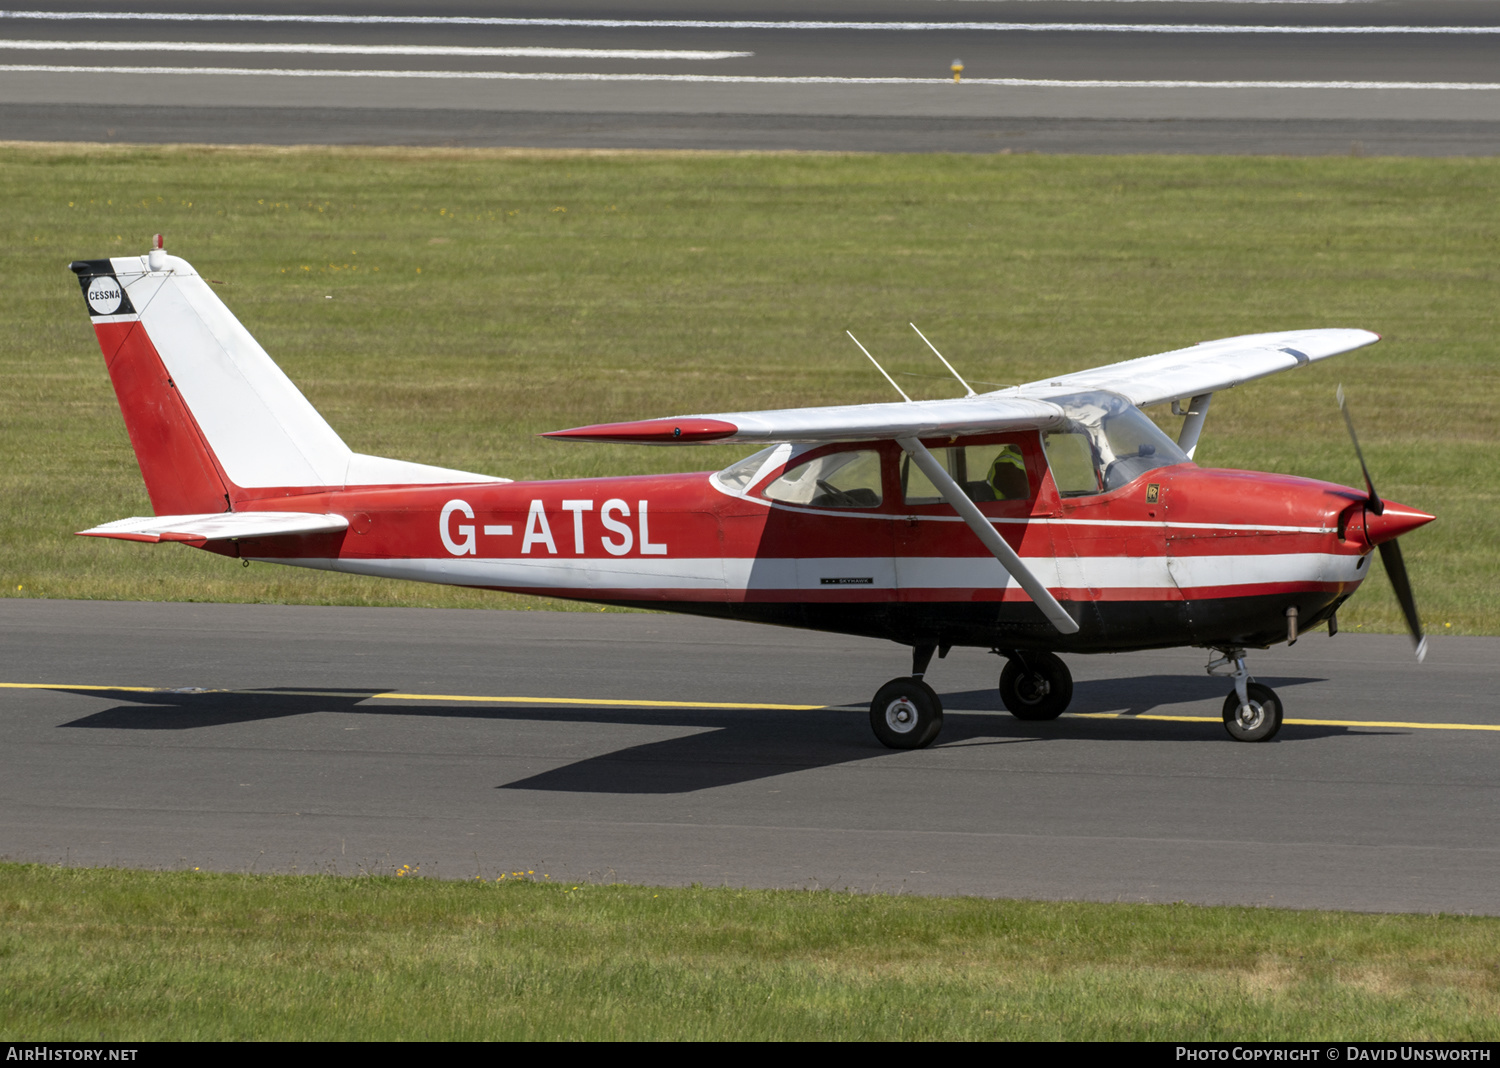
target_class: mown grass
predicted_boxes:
[0,144,1494,629]
[1,863,1498,1041]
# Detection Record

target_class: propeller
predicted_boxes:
[1337,385,1429,662]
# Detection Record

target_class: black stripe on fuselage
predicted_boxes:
[597,592,1348,653]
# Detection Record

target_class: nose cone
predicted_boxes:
[1362,499,1436,547]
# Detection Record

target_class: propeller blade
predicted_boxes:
[1377,538,1427,662]
[1336,384,1384,516]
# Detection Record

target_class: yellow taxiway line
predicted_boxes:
[2,682,1497,731]
[0,682,821,712]
[1071,711,1500,732]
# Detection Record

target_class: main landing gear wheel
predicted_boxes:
[870,677,944,750]
[999,651,1074,721]
[1222,682,1283,742]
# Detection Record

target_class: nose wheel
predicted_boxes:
[1209,648,1283,742]
[1222,682,1283,742]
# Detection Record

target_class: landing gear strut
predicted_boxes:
[998,650,1074,721]
[1208,648,1283,742]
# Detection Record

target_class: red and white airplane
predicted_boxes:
[70,238,1434,748]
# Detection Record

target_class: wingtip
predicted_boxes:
[543,417,739,444]
[75,528,161,543]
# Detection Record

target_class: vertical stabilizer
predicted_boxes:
[71,254,232,514]
[71,240,504,511]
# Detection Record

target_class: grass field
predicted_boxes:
[0,144,1495,630]
[2,863,1497,1041]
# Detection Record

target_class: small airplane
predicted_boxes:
[69,238,1434,748]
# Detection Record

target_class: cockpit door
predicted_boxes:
[894,434,1046,603]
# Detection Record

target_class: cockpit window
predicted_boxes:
[1042,391,1189,497]
[763,449,883,508]
[1041,430,1101,496]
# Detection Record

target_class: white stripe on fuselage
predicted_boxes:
[266,552,1366,592]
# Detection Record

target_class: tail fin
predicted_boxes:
[71,240,501,514]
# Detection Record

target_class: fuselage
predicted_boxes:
[208,431,1383,654]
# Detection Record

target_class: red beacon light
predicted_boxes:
[148,233,167,272]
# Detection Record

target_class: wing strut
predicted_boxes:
[896,437,1080,635]
[1174,392,1213,459]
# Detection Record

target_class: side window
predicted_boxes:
[763,450,883,508]
[901,443,1031,505]
[1043,430,1103,497]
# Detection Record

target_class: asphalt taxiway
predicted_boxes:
[2,598,1496,913]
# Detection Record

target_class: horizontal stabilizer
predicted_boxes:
[77,512,349,544]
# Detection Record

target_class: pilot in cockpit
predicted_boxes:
[986,446,1030,501]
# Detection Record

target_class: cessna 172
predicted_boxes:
[70,239,1434,749]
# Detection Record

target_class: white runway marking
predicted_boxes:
[0,40,752,61]
[5,64,1497,91]
[0,12,1496,35]
[970,1,1374,4]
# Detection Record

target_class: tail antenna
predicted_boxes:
[910,323,975,397]
[846,330,911,402]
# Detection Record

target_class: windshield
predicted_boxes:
[1042,391,1189,497]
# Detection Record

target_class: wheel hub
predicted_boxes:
[1017,674,1050,703]
[1236,701,1265,730]
[885,697,919,734]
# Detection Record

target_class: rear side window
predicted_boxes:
[763,450,883,508]
[902,443,1031,505]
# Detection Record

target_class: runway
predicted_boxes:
[2,1,1498,153]
[2,598,1496,913]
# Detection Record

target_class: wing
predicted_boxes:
[1011,328,1380,408]
[544,394,1065,445]
[545,329,1377,446]
[77,512,349,544]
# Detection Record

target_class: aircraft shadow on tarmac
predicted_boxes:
[49,672,1398,795]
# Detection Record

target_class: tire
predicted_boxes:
[1221,682,1283,742]
[870,677,944,750]
[999,652,1074,721]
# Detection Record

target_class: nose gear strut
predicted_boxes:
[1207,647,1283,742]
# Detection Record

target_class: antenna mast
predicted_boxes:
[846,331,912,402]
[910,323,975,397]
